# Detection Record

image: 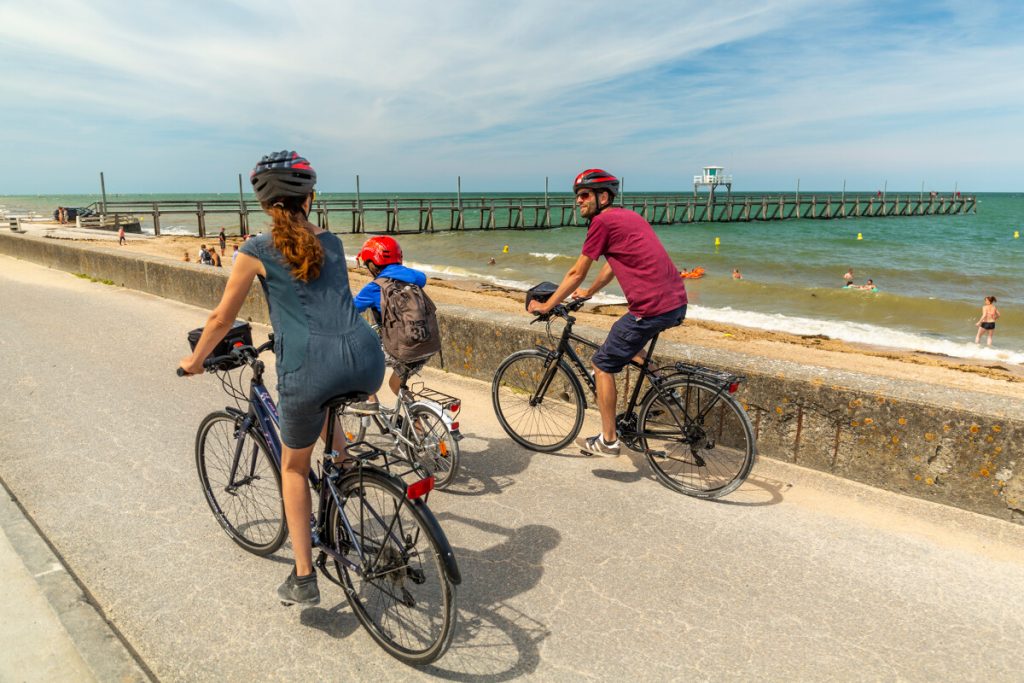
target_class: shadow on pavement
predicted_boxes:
[588,450,788,507]
[424,512,561,681]
[440,434,539,498]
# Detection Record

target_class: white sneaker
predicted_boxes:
[577,434,622,458]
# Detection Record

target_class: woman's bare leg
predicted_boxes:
[280,443,317,576]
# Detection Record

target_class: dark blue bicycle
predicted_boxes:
[183,330,460,665]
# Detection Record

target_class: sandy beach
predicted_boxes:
[28,224,1024,396]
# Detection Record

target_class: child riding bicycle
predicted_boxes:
[352,235,441,412]
[527,168,688,458]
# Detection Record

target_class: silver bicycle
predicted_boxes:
[339,374,462,489]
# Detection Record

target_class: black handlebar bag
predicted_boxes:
[525,282,559,311]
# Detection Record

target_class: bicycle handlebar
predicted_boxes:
[177,337,274,376]
[531,296,591,322]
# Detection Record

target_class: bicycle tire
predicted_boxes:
[637,378,756,498]
[195,411,287,555]
[338,407,368,445]
[491,349,585,452]
[328,470,457,665]
[405,405,460,489]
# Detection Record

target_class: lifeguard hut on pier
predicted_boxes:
[693,165,732,200]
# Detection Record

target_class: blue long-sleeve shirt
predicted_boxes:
[353,263,428,314]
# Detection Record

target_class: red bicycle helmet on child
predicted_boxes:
[357,235,403,268]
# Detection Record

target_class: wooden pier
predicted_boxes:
[87,192,977,237]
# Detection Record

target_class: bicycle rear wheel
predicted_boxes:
[195,411,286,555]
[328,471,457,665]
[405,406,460,489]
[491,349,585,452]
[638,379,756,498]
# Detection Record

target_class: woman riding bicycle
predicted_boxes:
[179,151,385,606]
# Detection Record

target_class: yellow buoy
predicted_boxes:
[1015,231,1020,239]
[857,232,863,240]
[714,237,721,246]
[502,244,509,253]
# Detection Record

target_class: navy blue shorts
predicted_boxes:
[591,305,687,373]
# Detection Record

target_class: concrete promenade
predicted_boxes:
[2,230,1021,522]
[2,253,1024,681]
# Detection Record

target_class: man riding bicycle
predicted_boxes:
[527,169,688,457]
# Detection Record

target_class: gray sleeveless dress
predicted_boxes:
[240,231,384,448]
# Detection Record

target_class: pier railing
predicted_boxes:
[86,193,976,236]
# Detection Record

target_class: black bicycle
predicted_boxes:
[181,331,459,665]
[491,298,756,498]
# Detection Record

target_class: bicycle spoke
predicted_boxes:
[333,475,454,662]
[493,351,583,451]
[197,413,286,555]
[640,380,755,498]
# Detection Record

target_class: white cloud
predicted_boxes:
[0,0,1022,191]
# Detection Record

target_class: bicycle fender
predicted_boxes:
[335,469,461,584]
[408,400,444,420]
[410,499,462,585]
[409,400,461,435]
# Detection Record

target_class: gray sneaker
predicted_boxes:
[348,401,380,415]
[577,434,622,458]
[277,568,320,606]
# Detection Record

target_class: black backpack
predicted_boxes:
[375,277,441,362]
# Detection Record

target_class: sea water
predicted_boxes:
[3,191,1021,364]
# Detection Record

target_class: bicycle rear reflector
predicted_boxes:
[448,401,461,414]
[450,421,460,431]
[728,382,740,394]
[406,476,435,500]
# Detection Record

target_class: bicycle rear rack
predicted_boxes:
[657,362,745,392]
[407,383,461,415]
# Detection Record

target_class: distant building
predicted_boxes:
[693,166,732,197]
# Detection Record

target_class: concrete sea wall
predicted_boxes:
[3,231,1022,522]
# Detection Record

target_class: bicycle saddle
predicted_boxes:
[320,392,371,411]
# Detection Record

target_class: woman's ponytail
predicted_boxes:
[265,197,323,282]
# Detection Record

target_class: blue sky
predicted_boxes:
[1,0,1023,193]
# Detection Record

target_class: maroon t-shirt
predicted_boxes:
[581,208,687,317]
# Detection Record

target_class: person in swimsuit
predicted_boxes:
[179,151,384,606]
[975,296,1000,345]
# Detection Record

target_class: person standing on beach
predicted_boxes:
[975,296,1000,345]
[528,168,687,458]
[118,225,126,246]
[179,151,383,606]
[231,244,239,264]
[218,228,227,253]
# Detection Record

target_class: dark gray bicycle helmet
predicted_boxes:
[250,151,316,203]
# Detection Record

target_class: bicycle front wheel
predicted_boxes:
[638,379,756,498]
[405,406,460,489]
[491,349,585,452]
[329,471,457,665]
[195,411,286,555]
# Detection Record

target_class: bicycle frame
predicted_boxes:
[534,312,661,417]
[531,309,742,447]
[221,360,429,581]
